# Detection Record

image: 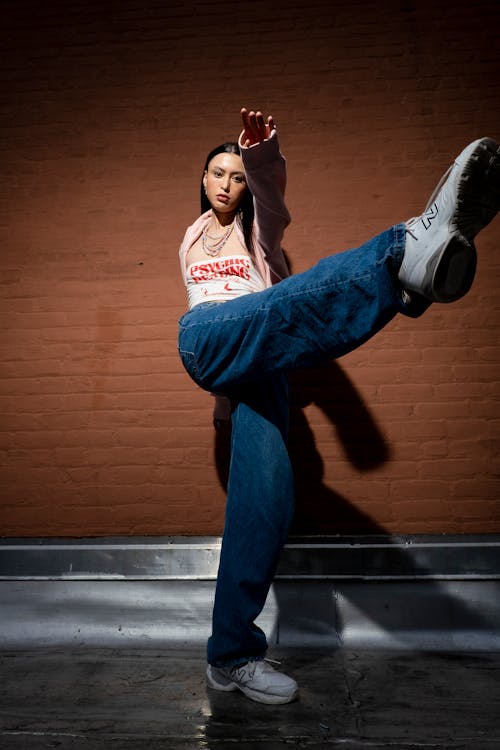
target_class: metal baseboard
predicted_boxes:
[1,535,499,651]
[1,534,500,581]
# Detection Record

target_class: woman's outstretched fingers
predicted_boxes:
[246,109,260,143]
[240,107,253,146]
[255,110,265,131]
[241,107,275,145]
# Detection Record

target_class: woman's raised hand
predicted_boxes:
[241,108,275,147]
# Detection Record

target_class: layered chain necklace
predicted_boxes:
[202,220,235,257]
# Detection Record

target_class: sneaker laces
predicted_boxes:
[423,164,453,212]
[232,657,281,679]
[406,163,454,230]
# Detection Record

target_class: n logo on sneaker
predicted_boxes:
[421,202,439,230]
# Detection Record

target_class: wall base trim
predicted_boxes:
[1,534,500,580]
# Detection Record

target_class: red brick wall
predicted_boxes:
[1,0,499,536]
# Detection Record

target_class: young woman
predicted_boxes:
[178,108,499,705]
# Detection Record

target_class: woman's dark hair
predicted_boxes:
[201,142,254,252]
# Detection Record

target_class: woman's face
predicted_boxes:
[203,152,247,216]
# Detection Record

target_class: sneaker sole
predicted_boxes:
[433,138,500,302]
[431,233,477,303]
[453,137,500,240]
[239,684,299,705]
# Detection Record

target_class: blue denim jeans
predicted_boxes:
[177,225,428,667]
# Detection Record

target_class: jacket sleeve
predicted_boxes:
[239,129,291,282]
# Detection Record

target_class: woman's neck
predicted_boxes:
[211,210,236,229]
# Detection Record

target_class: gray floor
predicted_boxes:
[1,647,499,749]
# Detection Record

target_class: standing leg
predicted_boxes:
[207,373,294,667]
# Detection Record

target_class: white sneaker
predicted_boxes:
[399,137,500,302]
[206,659,299,705]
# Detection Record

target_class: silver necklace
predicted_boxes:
[202,221,234,257]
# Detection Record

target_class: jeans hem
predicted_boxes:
[393,223,432,319]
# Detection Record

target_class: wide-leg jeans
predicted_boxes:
[177,224,428,667]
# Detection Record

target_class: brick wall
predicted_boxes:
[1,0,499,536]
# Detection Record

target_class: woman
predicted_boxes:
[178,108,499,705]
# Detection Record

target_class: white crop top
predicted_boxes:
[186,254,266,309]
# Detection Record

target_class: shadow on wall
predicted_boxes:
[214,360,390,534]
[288,363,391,534]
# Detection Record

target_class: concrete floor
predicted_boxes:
[1,647,499,749]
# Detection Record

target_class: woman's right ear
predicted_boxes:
[203,172,208,193]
